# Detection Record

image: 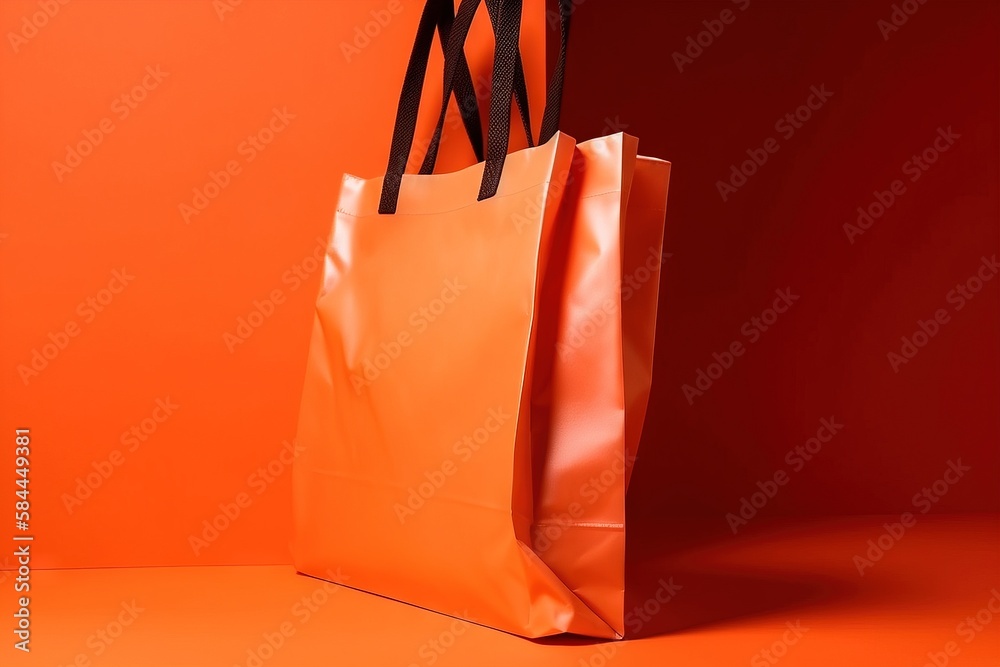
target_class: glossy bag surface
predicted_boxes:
[294,131,624,637]
[293,0,670,639]
[529,135,670,637]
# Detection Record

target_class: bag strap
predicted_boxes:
[378,0,530,204]
[421,0,573,173]
[418,0,533,175]
[476,0,572,198]
[378,0,453,214]
[477,0,523,200]
[438,0,488,163]
[539,0,571,144]
[379,0,570,213]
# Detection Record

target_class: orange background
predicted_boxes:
[0,0,548,569]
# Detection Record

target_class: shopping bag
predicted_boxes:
[294,0,670,638]
[480,0,671,637]
[529,134,670,638]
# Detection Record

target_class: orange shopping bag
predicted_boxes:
[529,134,670,638]
[294,0,670,638]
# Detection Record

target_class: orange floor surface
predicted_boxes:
[17,515,1000,666]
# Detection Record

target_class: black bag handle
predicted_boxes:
[437,0,571,156]
[437,0,489,163]
[477,0,523,200]
[379,0,570,213]
[377,0,529,207]
[539,0,571,144]
[418,0,534,176]
[377,0,477,214]
[378,0,485,214]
